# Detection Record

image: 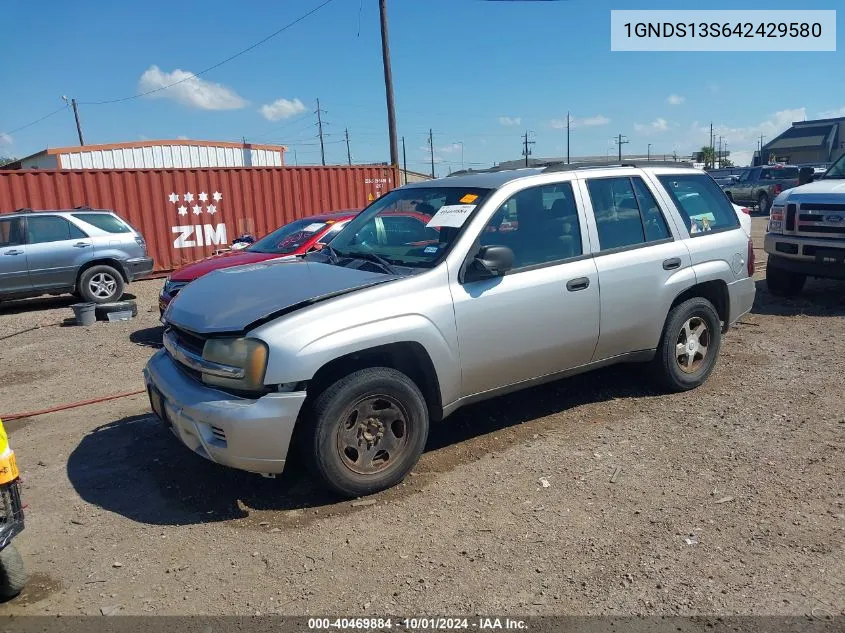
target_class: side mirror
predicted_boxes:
[466,245,514,281]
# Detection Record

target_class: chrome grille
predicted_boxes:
[795,202,845,237]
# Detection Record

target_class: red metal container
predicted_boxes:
[0,165,398,274]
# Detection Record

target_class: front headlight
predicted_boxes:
[201,337,268,391]
[163,278,187,296]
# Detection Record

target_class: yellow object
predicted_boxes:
[0,419,18,484]
[459,194,479,204]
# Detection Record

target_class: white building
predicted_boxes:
[5,139,287,170]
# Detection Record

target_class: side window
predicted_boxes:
[26,216,74,244]
[631,177,671,242]
[586,178,646,250]
[0,218,25,247]
[760,169,771,180]
[480,181,582,269]
[657,174,740,235]
[68,222,88,239]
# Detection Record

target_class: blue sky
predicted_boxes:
[1,0,841,173]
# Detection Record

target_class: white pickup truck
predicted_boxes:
[765,153,845,295]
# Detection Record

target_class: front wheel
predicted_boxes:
[0,543,27,600]
[652,297,722,392]
[304,367,429,498]
[78,265,125,304]
[766,261,806,296]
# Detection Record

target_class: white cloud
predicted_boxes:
[634,118,670,134]
[0,133,12,147]
[550,114,610,129]
[498,116,521,126]
[138,65,247,110]
[667,94,685,106]
[259,97,307,121]
[176,135,189,140]
[818,106,845,119]
[438,143,462,154]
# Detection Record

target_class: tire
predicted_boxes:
[0,543,27,600]
[757,193,770,215]
[652,297,722,392]
[725,191,734,202]
[77,265,125,304]
[303,367,429,498]
[766,261,806,296]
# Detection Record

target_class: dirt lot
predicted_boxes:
[0,216,842,617]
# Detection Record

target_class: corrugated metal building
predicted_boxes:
[0,165,398,274]
[757,117,845,167]
[3,139,287,170]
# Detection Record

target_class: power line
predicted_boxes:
[2,104,69,136]
[79,0,338,106]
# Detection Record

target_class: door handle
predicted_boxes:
[566,277,590,292]
[663,257,682,270]
[73,242,89,248]
[3,249,23,256]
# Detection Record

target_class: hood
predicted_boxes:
[781,179,845,199]
[165,258,397,334]
[169,250,290,282]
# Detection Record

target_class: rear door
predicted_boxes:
[578,173,694,361]
[0,216,32,294]
[25,215,93,290]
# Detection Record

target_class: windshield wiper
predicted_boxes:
[342,250,399,275]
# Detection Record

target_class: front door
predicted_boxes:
[450,181,600,398]
[0,217,31,295]
[24,215,93,290]
[579,174,693,361]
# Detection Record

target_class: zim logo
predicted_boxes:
[172,224,227,249]
[167,189,229,249]
[825,215,843,224]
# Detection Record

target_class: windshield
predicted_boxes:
[248,218,329,254]
[823,153,845,179]
[326,186,492,268]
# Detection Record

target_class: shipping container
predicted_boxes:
[0,165,399,274]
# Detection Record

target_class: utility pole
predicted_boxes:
[566,111,570,164]
[62,97,85,145]
[428,128,435,178]
[315,98,326,166]
[615,134,629,161]
[647,143,652,162]
[293,148,298,166]
[522,130,535,167]
[345,128,352,166]
[379,0,399,167]
[709,122,714,167]
[401,136,407,184]
[760,134,766,163]
[718,135,722,168]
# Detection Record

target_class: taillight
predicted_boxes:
[747,238,755,277]
[741,207,751,215]
[774,184,783,195]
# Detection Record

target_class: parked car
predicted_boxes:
[722,164,800,214]
[159,211,360,312]
[764,151,845,295]
[0,208,153,304]
[145,163,755,497]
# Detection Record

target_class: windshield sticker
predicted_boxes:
[303,222,326,233]
[459,193,479,204]
[423,245,439,254]
[426,204,476,228]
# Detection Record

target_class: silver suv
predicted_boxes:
[0,208,153,304]
[145,163,755,497]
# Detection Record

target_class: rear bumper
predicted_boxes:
[125,257,154,281]
[143,349,307,475]
[727,275,756,326]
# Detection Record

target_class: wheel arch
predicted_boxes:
[304,342,444,424]
[669,279,730,332]
[76,258,130,286]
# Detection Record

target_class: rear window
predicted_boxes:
[72,213,132,233]
[762,167,799,180]
[657,174,739,235]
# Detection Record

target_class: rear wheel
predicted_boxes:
[0,543,27,600]
[652,297,722,392]
[78,265,125,304]
[766,261,806,296]
[303,367,429,498]
[757,192,770,215]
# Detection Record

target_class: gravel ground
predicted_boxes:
[0,217,843,617]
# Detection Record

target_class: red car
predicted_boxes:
[159,210,359,312]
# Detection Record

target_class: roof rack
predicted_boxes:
[445,165,518,177]
[542,160,693,173]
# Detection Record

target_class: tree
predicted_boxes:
[0,156,17,168]
[720,157,734,168]
[699,146,716,169]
